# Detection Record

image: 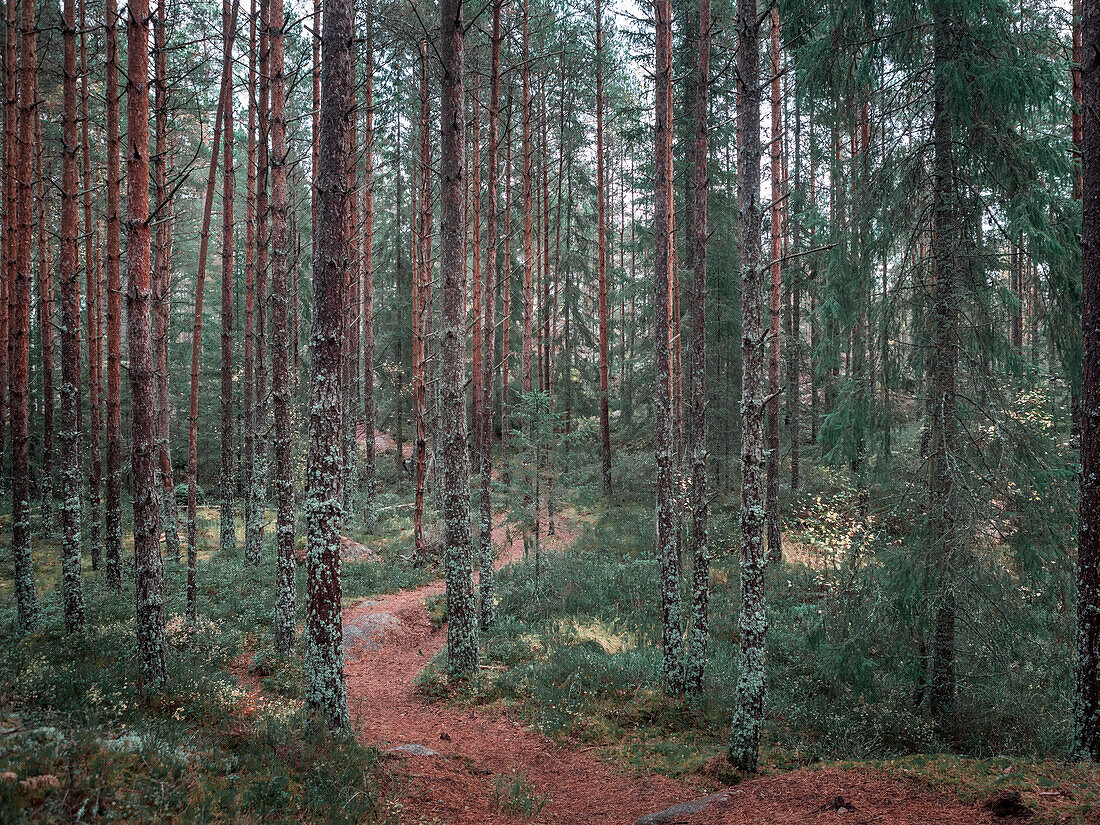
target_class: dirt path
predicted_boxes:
[343,514,1000,825]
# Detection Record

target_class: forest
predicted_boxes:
[0,0,1098,820]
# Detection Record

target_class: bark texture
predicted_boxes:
[307,0,353,727]
[729,0,766,772]
[1077,0,1100,761]
[440,0,477,677]
[653,0,683,696]
[128,0,169,685]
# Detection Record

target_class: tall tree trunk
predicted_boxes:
[0,0,15,496]
[80,0,101,568]
[729,0,766,772]
[60,0,86,633]
[270,0,295,655]
[187,9,234,620]
[440,0,476,678]
[928,1,960,724]
[253,0,270,565]
[684,0,710,696]
[653,0,683,696]
[35,120,53,535]
[479,0,501,632]
[153,0,180,564]
[220,0,237,556]
[413,39,430,563]
[501,84,513,485]
[342,42,359,518]
[307,0,352,727]
[361,4,378,534]
[244,4,260,565]
[596,0,612,496]
[1076,0,1100,762]
[521,0,534,398]
[128,0,169,685]
[471,72,483,485]
[765,5,783,564]
[104,0,122,587]
[10,0,38,631]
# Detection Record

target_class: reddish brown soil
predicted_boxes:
[344,513,1000,825]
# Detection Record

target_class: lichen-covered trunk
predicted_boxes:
[252,1,271,567]
[220,0,237,558]
[596,0,612,497]
[152,0,180,566]
[684,0,710,696]
[342,48,360,520]
[653,0,683,697]
[128,0,169,685]
[306,0,352,728]
[60,0,85,634]
[79,3,101,568]
[729,0,766,773]
[104,0,123,588]
[270,0,296,655]
[440,0,477,678]
[765,5,783,565]
[10,0,39,632]
[361,8,378,535]
[35,124,54,537]
[1077,0,1100,760]
[0,0,14,499]
[479,0,501,632]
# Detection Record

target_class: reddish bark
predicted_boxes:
[187,7,234,610]
[104,0,123,588]
[244,4,259,564]
[501,84,513,485]
[521,0,534,397]
[361,5,377,532]
[128,0,168,684]
[35,115,53,533]
[221,0,237,558]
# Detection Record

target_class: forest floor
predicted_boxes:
[343,511,1017,825]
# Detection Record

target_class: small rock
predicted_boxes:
[637,791,736,825]
[440,731,451,741]
[343,612,401,652]
[387,743,439,757]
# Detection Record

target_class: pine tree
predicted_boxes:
[10,0,38,632]
[104,0,122,589]
[270,0,296,655]
[306,0,353,728]
[1075,0,1100,762]
[60,0,86,634]
[128,0,168,685]
[440,0,477,678]
[653,0,683,696]
[220,0,237,557]
[729,0,766,772]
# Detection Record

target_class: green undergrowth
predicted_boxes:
[0,510,428,824]
[418,446,1086,819]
